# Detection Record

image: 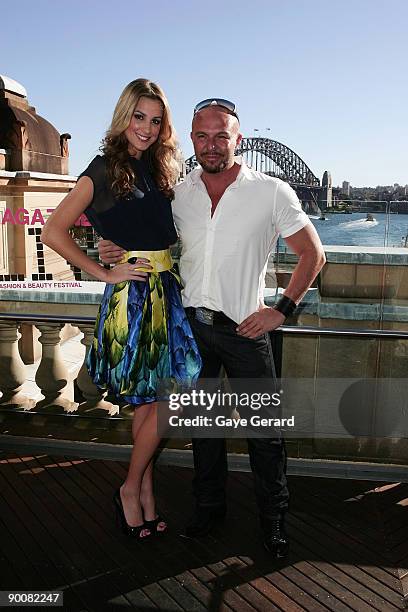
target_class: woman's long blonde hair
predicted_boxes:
[102,79,179,198]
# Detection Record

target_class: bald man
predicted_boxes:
[99,98,325,558]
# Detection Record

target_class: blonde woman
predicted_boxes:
[42,79,201,539]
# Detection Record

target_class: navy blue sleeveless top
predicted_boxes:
[78,155,178,251]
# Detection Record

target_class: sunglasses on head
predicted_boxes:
[193,98,239,121]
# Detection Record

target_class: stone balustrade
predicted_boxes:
[0,317,121,416]
[1,279,408,463]
[0,283,121,416]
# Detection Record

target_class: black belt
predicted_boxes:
[186,307,236,326]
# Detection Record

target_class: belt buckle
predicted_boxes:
[195,307,214,326]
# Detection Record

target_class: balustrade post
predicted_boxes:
[76,324,119,415]
[35,323,77,412]
[0,320,35,409]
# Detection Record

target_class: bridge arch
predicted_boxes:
[185,137,320,187]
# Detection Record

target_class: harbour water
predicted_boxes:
[308,212,408,248]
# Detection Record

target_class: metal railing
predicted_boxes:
[2,311,408,338]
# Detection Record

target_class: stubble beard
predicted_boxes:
[197,154,229,174]
[200,161,228,174]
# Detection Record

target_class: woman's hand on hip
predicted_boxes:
[103,261,151,283]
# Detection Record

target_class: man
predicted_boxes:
[99,98,325,558]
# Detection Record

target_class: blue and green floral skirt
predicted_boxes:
[87,269,202,405]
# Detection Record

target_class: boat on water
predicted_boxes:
[318,213,328,220]
[366,213,375,222]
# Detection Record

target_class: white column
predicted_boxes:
[0,320,35,410]
[35,323,77,412]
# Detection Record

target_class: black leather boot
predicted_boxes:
[185,505,227,537]
[261,516,289,559]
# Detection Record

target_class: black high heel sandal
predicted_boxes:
[144,515,168,536]
[113,490,151,540]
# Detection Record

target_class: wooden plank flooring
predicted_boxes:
[0,450,406,611]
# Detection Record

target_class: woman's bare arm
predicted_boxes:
[41,178,150,282]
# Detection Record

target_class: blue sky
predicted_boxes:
[2,0,407,186]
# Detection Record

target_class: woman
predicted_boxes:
[42,79,202,539]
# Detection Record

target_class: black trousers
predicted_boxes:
[186,310,289,520]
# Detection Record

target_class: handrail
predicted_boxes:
[0,312,96,324]
[1,311,408,339]
[280,325,408,339]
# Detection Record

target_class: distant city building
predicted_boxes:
[175,147,186,180]
[341,181,350,197]
[319,170,332,209]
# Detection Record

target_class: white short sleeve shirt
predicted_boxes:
[172,158,310,324]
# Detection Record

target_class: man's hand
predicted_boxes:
[236,306,285,338]
[98,239,125,264]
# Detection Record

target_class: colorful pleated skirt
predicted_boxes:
[87,249,202,405]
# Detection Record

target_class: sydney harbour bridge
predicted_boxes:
[185,137,333,212]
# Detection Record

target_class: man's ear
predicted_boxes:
[236,132,243,147]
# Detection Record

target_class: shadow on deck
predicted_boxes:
[0,451,407,611]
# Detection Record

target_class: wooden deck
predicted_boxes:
[0,450,406,611]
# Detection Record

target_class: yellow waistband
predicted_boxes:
[120,249,173,272]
